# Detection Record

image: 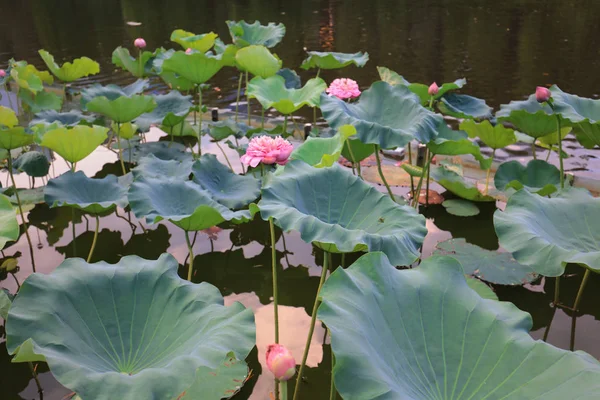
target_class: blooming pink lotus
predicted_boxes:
[326,78,361,100]
[536,86,551,103]
[134,38,146,49]
[266,344,296,381]
[185,48,193,55]
[428,82,439,96]
[240,135,293,168]
[0,69,5,78]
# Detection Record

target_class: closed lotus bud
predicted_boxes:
[0,69,5,78]
[428,82,439,96]
[134,38,146,49]
[266,344,296,381]
[185,48,193,55]
[536,86,551,103]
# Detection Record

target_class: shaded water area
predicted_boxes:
[1,0,600,399]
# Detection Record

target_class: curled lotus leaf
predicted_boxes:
[0,193,19,251]
[170,29,218,52]
[551,85,600,148]
[0,106,18,128]
[86,95,157,124]
[408,78,466,104]
[438,93,493,120]
[153,49,195,92]
[226,20,286,48]
[30,110,95,127]
[377,66,410,86]
[111,121,138,140]
[431,164,495,202]
[208,120,250,141]
[235,45,281,78]
[39,125,108,163]
[290,125,356,168]
[80,79,149,108]
[494,160,560,196]
[111,47,156,78]
[38,50,100,82]
[276,68,301,89]
[300,51,369,70]
[10,64,53,94]
[132,153,193,181]
[123,141,192,164]
[0,127,35,150]
[134,91,193,132]
[18,90,62,113]
[247,75,326,115]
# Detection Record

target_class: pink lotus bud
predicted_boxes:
[0,69,5,78]
[428,82,439,96]
[266,344,296,381]
[535,86,551,103]
[185,48,193,55]
[134,38,146,49]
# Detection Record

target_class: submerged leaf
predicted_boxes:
[441,199,480,217]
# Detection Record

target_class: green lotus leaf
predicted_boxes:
[18,89,62,113]
[408,78,466,104]
[111,121,138,140]
[13,151,49,177]
[465,276,498,300]
[341,137,375,163]
[0,106,18,128]
[6,253,255,400]
[537,126,571,146]
[10,338,46,363]
[132,153,192,181]
[431,164,495,202]
[427,123,491,169]
[226,20,286,48]
[496,95,558,138]
[208,120,250,141]
[128,177,251,231]
[300,51,369,70]
[111,47,156,78]
[191,154,261,210]
[460,119,517,150]
[494,188,600,276]
[134,91,193,132]
[494,160,560,195]
[123,141,192,163]
[45,171,128,214]
[569,119,600,149]
[0,288,13,319]
[30,110,94,127]
[163,120,198,137]
[152,49,196,91]
[441,199,480,217]
[290,125,356,168]
[162,51,226,85]
[551,85,600,148]
[38,50,99,82]
[87,95,157,123]
[276,68,301,89]
[80,79,149,107]
[434,238,539,285]
[235,45,282,78]
[208,44,238,68]
[170,29,218,52]
[318,252,600,400]
[247,75,326,115]
[256,160,427,264]
[321,81,441,149]
[39,125,108,163]
[376,66,410,86]
[7,187,45,212]
[10,64,53,93]
[438,93,492,119]
[0,194,19,251]
[0,127,35,150]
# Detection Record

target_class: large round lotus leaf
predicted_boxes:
[170,29,218,52]
[427,123,490,169]
[494,188,600,276]
[30,110,94,127]
[276,68,301,89]
[0,127,35,150]
[38,50,99,82]
[321,81,441,149]
[10,64,53,94]
[45,171,128,214]
[235,45,281,78]
[377,66,410,86]
[460,119,517,150]
[128,177,251,231]
[80,79,149,108]
[13,151,49,177]
[551,85,600,148]
[408,78,466,104]
[0,106,18,128]
[153,49,196,91]
[256,160,427,265]
[5,253,255,400]
[191,154,260,210]
[318,252,600,400]
[496,95,558,139]
[300,51,369,70]
[494,160,560,195]
[39,125,108,163]
[112,47,156,78]
[431,165,495,202]
[290,125,356,168]
[86,95,157,124]
[132,154,192,181]
[226,20,286,48]
[0,194,19,250]
[438,93,492,119]
[434,238,539,285]
[19,89,62,114]
[124,141,192,164]
[162,51,226,85]
[134,91,193,132]
[247,75,326,115]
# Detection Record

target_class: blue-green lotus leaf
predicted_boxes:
[494,188,600,276]
[191,154,260,210]
[460,119,517,150]
[438,93,492,119]
[441,199,480,217]
[494,160,560,195]
[134,91,193,132]
[162,51,227,85]
[321,81,441,149]
[178,353,248,400]
[235,45,282,78]
[13,151,49,177]
[87,94,157,124]
[128,177,251,231]
[19,89,62,113]
[208,120,250,141]
[0,127,35,150]
[256,160,427,264]
[124,141,192,164]
[170,29,218,52]
[6,253,255,400]
[30,110,94,127]
[551,85,600,148]
[112,47,156,78]
[248,75,326,115]
[496,94,558,139]
[290,125,356,168]
[0,194,19,251]
[38,50,100,82]
[276,68,301,89]
[226,20,286,48]
[300,51,369,70]
[45,171,128,214]
[431,164,495,202]
[434,238,539,284]
[377,66,410,86]
[318,252,600,400]
[153,49,196,91]
[427,123,490,169]
[132,154,192,181]
[80,79,149,108]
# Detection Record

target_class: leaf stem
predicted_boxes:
[269,217,280,344]
[413,152,433,208]
[184,230,194,281]
[198,86,203,157]
[374,145,394,201]
[548,102,564,188]
[280,380,287,400]
[346,142,362,179]
[484,149,496,195]
[246,71,250,126]
[573,268,591,312]
[407,143,415,196]
[283,115,288,135]
[86,215,100,263]
[554,276,560,306]
[235,73,243,123]
[116,122,126,175]
[28,362,43,399]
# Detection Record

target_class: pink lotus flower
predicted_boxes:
[536,86,551,103]
[185,48,193,55]
[134,38,146,49]
[266,344,296,381]
[0,69,5,78]
[326,78,361,100]
[240,135,293,168]
[428,82,439,96]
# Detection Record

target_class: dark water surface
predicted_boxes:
[1,0,600,399]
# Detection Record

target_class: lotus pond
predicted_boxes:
[1,10,600,400]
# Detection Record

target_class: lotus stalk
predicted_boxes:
[413,152,433,208]
[407,143,415,195]
[373,145,395,202]
[484,149,496,195]
[573,268,592,312]
[184,230,194,281]
[197,86,203,157]
[86,215,100,263]
[546,101,564,189]
[115,122,126,175]
[269,217,280,343]
[234,73,243,123]
[246,71,251,126]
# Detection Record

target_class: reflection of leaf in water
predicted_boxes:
[492,284,553,331]
[288,344,339,400]
[93,160,132,178]
[227,217,281,247]
[121,224,171,260]
[56,229,124,263]
[0,342,48,398]
[543,264,600,321]
[29,204,84,246]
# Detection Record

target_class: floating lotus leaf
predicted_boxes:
[377,66,410,86]
[276,68,301,89]
[13,151,49,177]
[134,91,193,132]
[128,177,251,231]
[30,110,94,127]
[191,154,260,210]
[208,120,250,141]
[300,51,369,70]
[0,194,19,250]
[132,153,192,181]
[494,188,600,276]
[45,172,128,214]
[290,125,356,168]
[409,78,467,104]
[38,50,99,82]
[162,51,227,85]
[427,123,490,169]
[235,45,281,78]
[87,95,157,124]
[19,89,62,113]
[0,127,35,150]
[438,93,492,119]
[0,106,18,128]
[460,119,517,150]
[111,47,156,78]
[441,199,480,217]
[256,160,427,264]
[247,75,326,115]
[10,64,53,93]
[431,164,495,202]
[6,253,255,400]
[226,20,286,48]
[434,238,539,285]
[111,121,138,140]
[39,125,108,163]
[80,79,149,107]
[170,29,218,52]
[496,94,558,138]
[551,85,600,148]
[123,141,192,164]
[321,81,441,149]
[494,160,560,195]
[318,252,600,400]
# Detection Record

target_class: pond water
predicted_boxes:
[1,0,600,399]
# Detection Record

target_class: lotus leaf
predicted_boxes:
[494,188,600,276]
[123,141,192,163]
[290,125,356,168]
[0,194,19,250]
[0,288,13,319]
[132,154,192,181]
[13,151,49,177]
[80,79,149,107]
[19,89,62,113]
[134,91,193,132]
[111,121,138,140]
[300,51,369,70]
[465,276,498,300]
[321,81,441,149]
[431,165,495,202]
[226,20,286,48]
[163,120,198,138]
[408,78,467,104]
[162,51,227,85]
[171,29,218,52]
[0,127,35,150]
[87,95,156,124]
[460,119,517,150]
[377,66,410,86]
[247,75,326,114]
[38,50,100,82]
[441,199,480,217]
[208,120,250,141]
[152,49,196,91]
[494,160,560,195]
[551,85,600,148]
[10,64,53,93]
[342,138,375,163]
[112,47,156,78]
[30,110,94,127]
[318,252,600,400]
[0,106,18,128]
[6,253,255,400]
[276,68,301,89]
[39,125,108,163]
[496,95,558,138]
[438,93,492,119]
[235,45,282,78]
[427,123,490,169]
[256,160,427,265]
